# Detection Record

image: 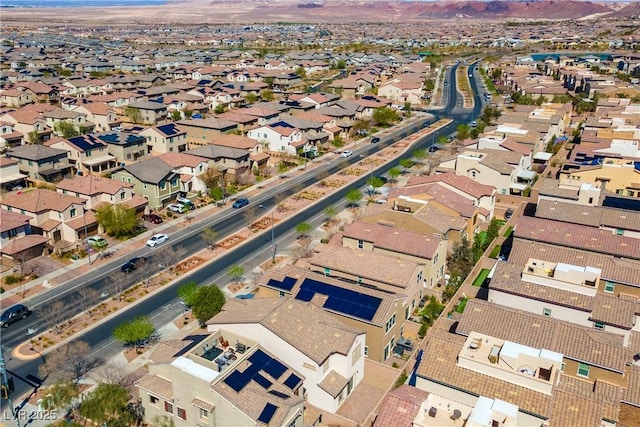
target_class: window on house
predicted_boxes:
[120,192,126,200]
[70,208,76,217]
[543,308,551,317]
[364,346,368,357]
[324,267,330,276]
[417,271,422,283]
[577,363,590,378]
[357,240,363,249]
[385,314,396,333]
[561,363,565,372]
[199,408,208,420]
[615,229,624,236]
[171,178,178,187]
[143,183,147,189]
[434,253,438,263]
[177,407,186,420]
[594,321,604,330]
[149,395,159,406]
[164,401,173,413]
[357,277,363,284]
[604,281,615,293]
[28,160,33,166]
[160,182,166,190]
[7,229,17,239]
[279,291,285,297]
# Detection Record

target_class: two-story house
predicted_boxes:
[125,100,168,125]
[176,118,238,149]
[140,123,188,154]
[0,189,91,250]
[48,134,116,176]
[0,157,27,192]
[0,209,47,262]
[7,144,74,183]
[98,131,147,166]
[72,102,119,133]
[111,157,181,209]
[56,175,147,216]
[42,107,94,136]
[186,145,250,183]
[208,297,366,416]
[157,152,210,194]
[246,122,305,156]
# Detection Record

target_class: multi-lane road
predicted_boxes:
[1,61,481,404]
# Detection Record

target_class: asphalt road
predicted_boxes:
[2,61,476,404]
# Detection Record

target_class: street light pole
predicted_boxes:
[83,207,92,265]
[271,210,276,262]
[1,347,20,427]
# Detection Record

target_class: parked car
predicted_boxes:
[470,121,477,128]
[146,233,169,247]
[340,150,353,158]
[505,208,514,220]
[1,304,32,328]
[167,203,186,214]
[181,201,196,210]
[371,137,380,144]
[176,193,192,205]
[232,198,250,209]
[121,257,148,273]
[142,214,163,224]
[86,235,108,249]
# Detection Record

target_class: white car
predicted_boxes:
[166,203,185,214]
[340,150,353,158]
[86,235,108,248]
[146,233,169,247]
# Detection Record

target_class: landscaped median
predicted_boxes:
[12,118,453,363]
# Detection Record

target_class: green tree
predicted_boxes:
[202,228,219,250]
[456,123,470,141]
[388,167,401,182]
[323,205,338,220]
[345,188,362,207]
[485,218,501,247]
[77,383,139,427]
[295,66,307,79]
[295,222,312,238]
[420,296,445,326]
[27,130,41,144]
[261,89,275,101]
[367,176,385,189]
[423,79,435,91]
[447,235,475,281]
[227,265,244,284]
[95,204,138,238]
[372,107,400,127]
[413,148,427,165]
[191,285,226,326]
[245,92,258,104]
[335,59,347,69]
[170,110,182,121]
[41,381,80,414]
[54,121,80,138]
[403,101,412,118]
[112,315,156,351]
[263,77,275,89]
[399,158,415,170]
[177,281,199,307]
[124,106,142,124]
[214,104,226,114]
[491,68,503,80]
[332,135,344,148]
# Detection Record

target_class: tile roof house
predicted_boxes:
[72,101,119,133]
[56,175,147,215]
[125,100,168,125]
[0,209,47,261]
[257,265,405,364]
[0,121,25,149]
[7,144,74,183]
[0,188,91,250]
[48,133,117,176]
[372,385,429,427]
[0,87,34,108]
[186,144,250,183]
[0,157,27,191]
[139,123,188,154]
[111,156,181,209]
[175,118,238,149]
[156,151,210,194]
[246,122,305,156]
[136,331,304,427]
[0,103,55,142]
[207,297,366,415]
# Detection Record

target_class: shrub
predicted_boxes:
[394,370,408,389]
[4,275,22,285]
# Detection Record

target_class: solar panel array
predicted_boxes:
[283,373,301,390]
[68,134,106,151]
[295,278,382,322]
[266,276,297,292]
[157,123,179,136]
[603,196,640,212]
[223,349,289,393]
[257,403,277,424]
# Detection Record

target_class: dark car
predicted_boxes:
[504,208,514,220]
[121,257,148,273]
[1,304,32,328]
[142,214,163,224]
[232,198,249,209]
[371,137,380,144]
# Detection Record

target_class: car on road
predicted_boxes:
[142,213,163,224]
[1,304,32,328]
[371,137,380,144]
[86,235,108,249]
[340,150,353,158]
[121,257,148,273]
[167,203,186,214]
[146,233,169,247]
[470,121,477,127]
[232,198,250,209]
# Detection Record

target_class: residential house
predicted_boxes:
[0,122,24,148]
[378,78,423,104]
[111,157,181,209]
[246,122,305,157]
[56,175,147,216]
[98,131,147,166]
[236,106,281,126]
[42,107,94,136]
[288,92,339,109]
[0,104,55,142]
[140,123,189,154]
[560,156,640,198]
[186,145,250,183]
[136,333,304,427]
[72,102,119,132]
[157,152,209,194]
[0,209,47,262]
[207,297,366,415]
[48,134,117,176]
[213,111,259,133]
[125,100,168,125]
[537,178,602,207]
[176,118,238,149]
[7,144,73,183]
[0,87,34,108]
[0,189,91,250]
[257,265,404,364]
[0,157,27,191]
[278,117,330,151]
[16,81,59,104]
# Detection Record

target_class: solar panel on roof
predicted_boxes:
[257,403,278,424]
[603,196,640,212]
[266,276,297,292]
[254,373,272,389]
[157,123,178,136]
[224,371,249,392]
[268,390,290,399]
[294,278,382,322]
[283,373,301,390]
[99,133,118,143]
[263,359,287,379]
[248,349,269,366]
